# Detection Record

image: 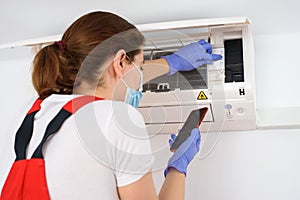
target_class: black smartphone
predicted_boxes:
[170,107,208,152]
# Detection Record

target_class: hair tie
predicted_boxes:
[54,40,67,52]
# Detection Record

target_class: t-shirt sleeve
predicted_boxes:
[105,102,155,187]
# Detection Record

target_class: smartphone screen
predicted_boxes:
[170,107,208,151]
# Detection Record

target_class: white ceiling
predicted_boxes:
[1,0,299,44]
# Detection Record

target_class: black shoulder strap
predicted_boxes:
[14,99,43,161]
[14,96,103,161]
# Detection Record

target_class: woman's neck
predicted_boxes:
[73,82,112,100]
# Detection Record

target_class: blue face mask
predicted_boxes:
[121,60,143,108]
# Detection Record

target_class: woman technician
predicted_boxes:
[0,11,221,200]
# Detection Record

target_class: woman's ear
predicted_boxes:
[112,49,127,78]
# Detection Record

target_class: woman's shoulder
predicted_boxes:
[90,100,145,123]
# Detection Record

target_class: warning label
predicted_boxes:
[197,91,208,100]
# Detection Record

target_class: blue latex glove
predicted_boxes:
[164,128,201,177]
[162,39,222,75]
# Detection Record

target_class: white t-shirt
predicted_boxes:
[0,94,154,199]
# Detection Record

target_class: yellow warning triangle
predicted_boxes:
[197,91,208,100]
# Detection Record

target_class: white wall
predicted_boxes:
[254,32,300,109]
[151,129,300,200]
[1,0,299,44]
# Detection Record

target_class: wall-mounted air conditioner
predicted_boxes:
[136,17,256,134]
[0,17,256,134]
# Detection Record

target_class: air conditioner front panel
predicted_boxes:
[138,103,213,124]
[139,17,256,133]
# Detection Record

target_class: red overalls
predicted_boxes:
[0,96,103,200]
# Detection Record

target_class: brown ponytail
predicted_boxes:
[32,11,144,99]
